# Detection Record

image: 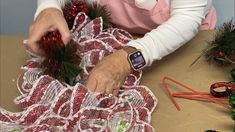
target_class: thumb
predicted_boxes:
[85,75,97,92]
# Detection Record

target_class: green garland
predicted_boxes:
[229,76,235,132]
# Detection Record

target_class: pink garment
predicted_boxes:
[99,0,217,34]
[200,6,217,30]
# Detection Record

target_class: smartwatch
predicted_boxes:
[122,46,146,71]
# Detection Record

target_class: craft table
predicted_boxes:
[0,31,233,132]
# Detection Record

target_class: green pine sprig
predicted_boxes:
[205,19,235,65]
[41,41,81,86]
[88,3,111,29]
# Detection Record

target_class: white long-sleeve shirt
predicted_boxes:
[35,0,215,66]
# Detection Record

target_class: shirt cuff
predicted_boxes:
[34,0,62,20]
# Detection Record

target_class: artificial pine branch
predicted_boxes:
[204,19,235,65]
[87,3,111,29]
[41,40,81,86]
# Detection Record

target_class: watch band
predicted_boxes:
[122,46,137,54]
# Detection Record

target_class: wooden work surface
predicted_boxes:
[0,31,233,131]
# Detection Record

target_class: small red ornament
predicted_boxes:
[214,51,225,58]
[218,51,225,57]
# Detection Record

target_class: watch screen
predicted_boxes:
[129,51,146,70]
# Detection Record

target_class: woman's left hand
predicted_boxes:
[85,49,132,96]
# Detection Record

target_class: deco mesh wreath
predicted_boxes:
[0,0,157,132]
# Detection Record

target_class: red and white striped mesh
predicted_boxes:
[0,12,158,132]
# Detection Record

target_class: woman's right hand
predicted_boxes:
[27,8,71,55]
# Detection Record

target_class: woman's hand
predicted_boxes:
[86,49,132,96]
[27,8,71,55]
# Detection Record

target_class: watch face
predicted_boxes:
[129,51,146,70]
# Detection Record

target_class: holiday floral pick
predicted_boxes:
[40,31,82,86]
[191,19,235,66]
[40,1,111,85]
[63,0,111,29]
[204,19,235,65]
[0,0,157,131]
